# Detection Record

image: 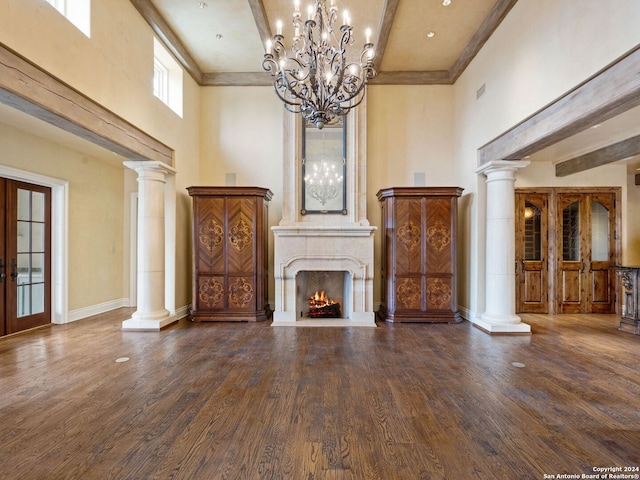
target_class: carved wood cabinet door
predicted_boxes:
[188,187,272,322]
[377,187,463,323]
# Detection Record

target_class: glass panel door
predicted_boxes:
[5,180,51,334]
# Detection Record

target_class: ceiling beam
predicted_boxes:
[201,72,272,87]
[129,0,204,85]
[478,45,640,165]
[0,42,173,164]
[371,71,450,85]
[372,0,399,71]
[247,0,273,49]
[449,0,519,83]
[555,134,640,177]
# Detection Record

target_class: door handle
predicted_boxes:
[581,261,586,273]
[10,258,18,281]
[0,258,5,282]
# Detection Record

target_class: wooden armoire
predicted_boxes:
[187,186,273,322]
[377,187,463,323]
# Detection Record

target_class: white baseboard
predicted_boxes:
[66,298,130,323]
[457,306,476,323]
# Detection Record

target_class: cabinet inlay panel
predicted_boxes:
[397,221,421,251]
[199,278,224,309]
[426,221,451,252]
[228,219,252,252]
[397,278,421,309]
[199,219,224,251]
[229,278,254,308]
[426,278,451,309]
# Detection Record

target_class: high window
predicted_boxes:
[153,38,183,117]
[46,0,91,37]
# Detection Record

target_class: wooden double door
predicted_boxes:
[516,188,619,314]
[0,178,51,336]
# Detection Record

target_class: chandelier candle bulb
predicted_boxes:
[308,5,313,20]
[276,20,283,35]
[366,28,371,44]
[266,39,272,54]
[343,10,349,26]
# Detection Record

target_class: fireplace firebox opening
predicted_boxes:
[296,271,352,320]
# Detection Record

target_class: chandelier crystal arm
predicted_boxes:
[262,0,377,129]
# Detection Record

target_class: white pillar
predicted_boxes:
[122,161,177,331]
[475,160,531,334]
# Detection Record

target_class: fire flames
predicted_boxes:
[308,290,341,318]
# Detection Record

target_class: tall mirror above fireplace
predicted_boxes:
[301,117,346,215]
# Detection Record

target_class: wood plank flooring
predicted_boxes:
[1,310,639,479]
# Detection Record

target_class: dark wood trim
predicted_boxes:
[556,134,640,177]
[371,0,400,71]
[479,45,640,165]
[449,0,519,83]
[636,173,640,185]
[0,43,173,165]
[129,0,204,85]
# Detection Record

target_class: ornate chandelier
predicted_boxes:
[262,0,376,129]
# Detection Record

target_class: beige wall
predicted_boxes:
[0,0,202,312]
[453,0,640,317]
[0,122,125,310]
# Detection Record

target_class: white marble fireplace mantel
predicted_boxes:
[272,224,376,327]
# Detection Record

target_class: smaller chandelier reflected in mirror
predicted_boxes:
[262,0,376,129]
[302,117,346,214]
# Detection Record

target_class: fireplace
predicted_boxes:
[297,271,350,319]
[271,105,376,326]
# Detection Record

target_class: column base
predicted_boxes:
[472,313,531,334]
[122,309,175,331]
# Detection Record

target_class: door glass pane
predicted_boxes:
[32,223,45,252]
[18,285,31,317]
[32,253,45,282]
[17,221,30,252]
[591,201,610,262]
[32,283,45,315]
[17,253,30,285]
[31,191,45,222]
[524,201,541,261]
[562,201,580,261]
[17,188,30,221]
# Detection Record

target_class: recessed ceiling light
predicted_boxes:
[427,31,435,38]
[592,124,601,129]
[216,34,223,40]
[443,0,451,5]
[199,2,208,8]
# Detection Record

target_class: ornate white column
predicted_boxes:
[122,161,177,331]
[475,160,531,334]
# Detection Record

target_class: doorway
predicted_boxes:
[515,188,620,315]
[0,178,51,336]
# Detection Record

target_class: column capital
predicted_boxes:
[124,160,177,179]
[475,159,530,178]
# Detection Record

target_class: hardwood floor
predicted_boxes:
[0,310,639,479]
